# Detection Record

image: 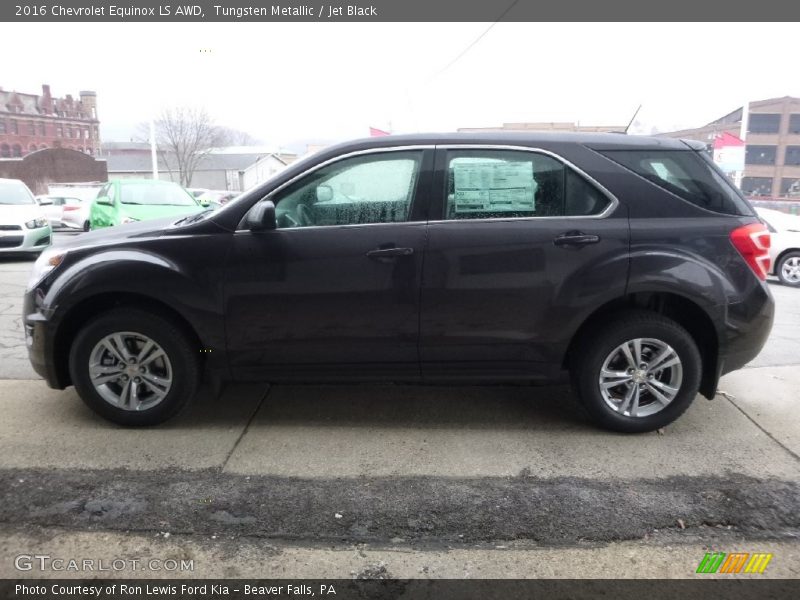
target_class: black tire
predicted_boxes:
[776,251,800,287]
[83,220,90,232]
[570,311,702,433]
[69,308,200,426]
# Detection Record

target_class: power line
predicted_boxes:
[428,0,521,81]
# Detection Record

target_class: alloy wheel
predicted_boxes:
[88,331,173,411]
[598,337,683,418]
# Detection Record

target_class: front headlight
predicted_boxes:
[27,248,68,290]
[121,216,139,224]
[25,217,48,229]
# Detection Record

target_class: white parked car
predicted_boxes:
[35,195,84,228]
[0,179,52,255]
[59,197,92,232]
[756,207,800,287]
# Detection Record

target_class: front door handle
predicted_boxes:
[553,231,601,247]
[366,246,414,262]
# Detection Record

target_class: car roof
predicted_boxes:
[315,132,702,155]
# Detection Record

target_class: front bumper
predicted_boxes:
[23,288,63,388]
[0,225,52,254]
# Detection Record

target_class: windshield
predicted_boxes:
[0,180,35,205]
[119,183,198,206]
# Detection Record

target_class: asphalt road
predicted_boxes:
[1,231,799,579]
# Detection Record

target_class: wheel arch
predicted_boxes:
[52,291,204,389]
[564,291,720,399]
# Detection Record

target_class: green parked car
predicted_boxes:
[90,179,205,229]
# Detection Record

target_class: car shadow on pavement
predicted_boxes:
[39,381,592,432]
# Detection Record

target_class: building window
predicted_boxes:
[11,144,22,157]
[0,144,9,158]
[56,124,63,137]
[28,121,36,135]
[0,120,5,134]
[780,178,800,197]
[66,126,72,138]
[741,177,773,196]
[29,144,37,153]
[748,114,781,134]
[10,120,18,135]
[39,122,46,136]
[785,146,800,166]
[745,145,777,165]
[789,115,800,135]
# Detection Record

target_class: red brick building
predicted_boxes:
[0,84,100,158]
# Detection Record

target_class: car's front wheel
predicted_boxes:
[571,311,701,433]
[777,251,800,287]
[69,308,200,426]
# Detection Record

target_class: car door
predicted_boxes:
[224,148,433,381]
[420,146,629,381]
[91,182,117,228]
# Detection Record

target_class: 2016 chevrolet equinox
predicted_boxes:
[23,133,774,432]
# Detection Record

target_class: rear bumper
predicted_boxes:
[719,281,775,377]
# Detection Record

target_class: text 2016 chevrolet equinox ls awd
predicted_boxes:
[23,133,774,432]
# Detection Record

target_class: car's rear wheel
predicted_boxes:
[69,308,200,426]
[83,220,90,232]
[570,311,701,433]
[777,251,800,287]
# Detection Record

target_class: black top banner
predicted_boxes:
[2,0,799,22]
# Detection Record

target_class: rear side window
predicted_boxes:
[601,149,752,216]
[444,150,611,220]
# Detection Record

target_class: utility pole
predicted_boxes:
[149,119,159,180]
[734,101,749,190]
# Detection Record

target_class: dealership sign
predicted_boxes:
[713,132,745,174]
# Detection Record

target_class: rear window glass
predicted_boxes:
[600,149,752,216]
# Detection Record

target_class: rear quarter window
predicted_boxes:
[600,149,753,216]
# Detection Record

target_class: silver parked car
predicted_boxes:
[0,179,53,255]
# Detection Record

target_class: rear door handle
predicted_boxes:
[553,232,601,247]
[366,246,414,261]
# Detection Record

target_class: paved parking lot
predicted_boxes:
[1,231,799,578]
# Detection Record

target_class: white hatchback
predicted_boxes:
[756,207,800,287]
[0,179,52,255]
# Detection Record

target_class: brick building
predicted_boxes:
[659,97,800,198]
[0,84,100,158]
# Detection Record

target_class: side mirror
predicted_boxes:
[316,185,333,203]
[95,196,112,206]
[246,200,277,231]
[37,198,53,206]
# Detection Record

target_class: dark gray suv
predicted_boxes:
[24,133,774,432]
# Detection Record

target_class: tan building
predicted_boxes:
[660,97,800,198]
[458,122,626,134]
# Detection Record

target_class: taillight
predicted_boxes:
[63,206,79,211]
[730,223,771,280]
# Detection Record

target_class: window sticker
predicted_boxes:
[452,161,536,213]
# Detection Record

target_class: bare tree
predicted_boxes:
[153,107,227,187]
[217,126,262,146]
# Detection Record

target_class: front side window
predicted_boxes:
[273,151,422,228]
[443,150,610,220]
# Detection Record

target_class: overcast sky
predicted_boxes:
[3,22,797,148]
